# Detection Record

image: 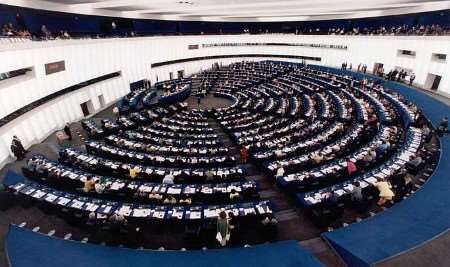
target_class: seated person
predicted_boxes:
[163,195,177,204]
[94,180,106,194]
[205,170,215,182]
[322,192,339,209]
[149,193,163,202]
[346,158,357,175]
[129,166,139,179]
[87,212,106,225]
[261,214,278,226]
[422,125,432,142]
[83,176,96,193]
[162,173,175,184]
[135,188,148,198]
[311,152,324,164]
[396,174,414,200]
[362,152,374,168]
[405,154,423,173]
[109,213,127,225]
[374,178,395,206]
[403,175,414,195]
[275,166,285,178]
[390,168,407,189]
[376,141,390,156]
[26,159,36,172]
[179,195,192,205]
[351,181,363,202]
[229,189,240,201]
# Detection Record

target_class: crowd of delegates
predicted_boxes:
[327,24,450,36]
[341,62,416,86]
[39,24,71,40]
[6,60,447,247]
[1,22,30,38]
[1,22,70,40]
[7,98,276,248]
[341,62,368,73]
[195,61,444,228]
[2,15,450,40]
[372,67,416,85]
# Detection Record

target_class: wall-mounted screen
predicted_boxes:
[45,61,66,75]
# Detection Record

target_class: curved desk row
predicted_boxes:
[309,65,450,267]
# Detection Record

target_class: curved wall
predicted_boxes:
[1,34,450,167]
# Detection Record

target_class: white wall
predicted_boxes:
[1,34,450,167]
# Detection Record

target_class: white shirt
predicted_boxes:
[162,174,174,184]
[276,167,285,177]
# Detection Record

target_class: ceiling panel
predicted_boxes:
[6,0,450,21]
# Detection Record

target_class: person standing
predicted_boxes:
[240,147,248,164]
[409,73,415,86]
[216,211,230,247]
[12,136,26,156]
[64,123,72,141]
[10,143,24,161]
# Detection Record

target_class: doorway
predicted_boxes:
[80,100,94,117]
[373,63,384,76]
[424,73,442,91]
[98,94,106,108]
[177,70,184,79]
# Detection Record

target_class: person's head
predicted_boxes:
[405,175,413,184]
[231,189,236,194]
[353,181,360,188]
[219,211,227,219]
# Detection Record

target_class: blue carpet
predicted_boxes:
[314,66,450,267]
[2,170,25,187]
[5,225,323,267]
